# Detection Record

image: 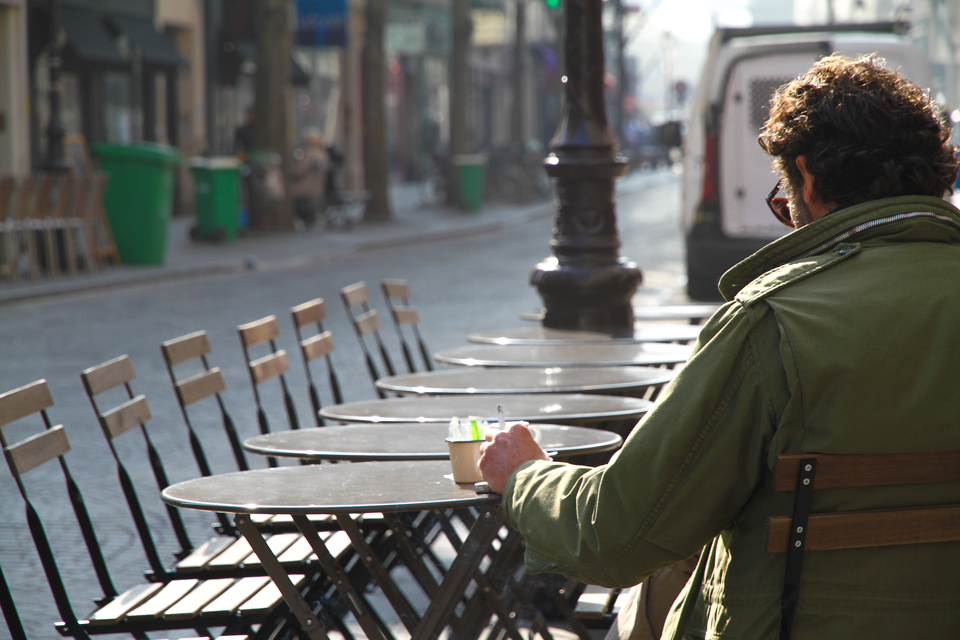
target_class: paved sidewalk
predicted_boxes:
[0,179,559,306]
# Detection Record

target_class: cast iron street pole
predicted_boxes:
[44,0,70,172]
[531,0,641,334]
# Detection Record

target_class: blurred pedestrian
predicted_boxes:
[291,128,330,227]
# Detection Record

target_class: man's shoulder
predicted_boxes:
[734,243,861,306]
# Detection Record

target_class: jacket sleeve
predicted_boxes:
[500,302,787,588]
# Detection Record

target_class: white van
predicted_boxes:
[681,23,934,300]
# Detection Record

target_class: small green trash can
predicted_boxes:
[190,157,241,241]
[453,154,487,212]
[92,142,180,264]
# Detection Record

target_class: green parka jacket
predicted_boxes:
[502,195,960,639]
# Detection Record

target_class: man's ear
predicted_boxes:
[795,155,817,205]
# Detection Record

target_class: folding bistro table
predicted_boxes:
[374,365,676,399]
[433,342,693,369]
[242,423,623,463]
[466,323,701,345]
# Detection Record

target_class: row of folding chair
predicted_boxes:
[0,279,433,640]
[0,172,118,281]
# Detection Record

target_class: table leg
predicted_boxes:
[411,505,502,640]
[336,514,422,634]
[233,515,329,640]
[291,514,390,640]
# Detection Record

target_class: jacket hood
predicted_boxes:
[718,195,960,300]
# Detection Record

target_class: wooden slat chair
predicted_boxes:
[161,330,336,534]
[0,176,16,281]
[0,557,28,640]
[290,299,345,427]
[0,380,308,639]
[340,281,398,398]
[80,355,322,582]
[45,175,93,276]
[29,173,58,276]
[161,330,251,474]
[381,279,434,373]
[7,175,40,279]
[766,451,960,640]
[237,316,301,467]
[83,172,118,268]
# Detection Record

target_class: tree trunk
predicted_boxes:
[510,0,527,153]
[363,0,393,221]
[447,0,472,207]
[253,0,294,230]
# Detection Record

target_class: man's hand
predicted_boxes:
[479,422,551,494]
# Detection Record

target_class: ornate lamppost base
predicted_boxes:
[532,256,642,336]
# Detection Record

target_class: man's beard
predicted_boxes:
[784,178,815,228]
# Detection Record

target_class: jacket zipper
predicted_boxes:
[789,211,960,263]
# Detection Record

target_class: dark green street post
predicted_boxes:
[531,0,641,335]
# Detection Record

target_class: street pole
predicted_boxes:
[531,0,641,335]
[44,0,70,172]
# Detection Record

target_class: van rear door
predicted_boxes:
[719,50,823,239]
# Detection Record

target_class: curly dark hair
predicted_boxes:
[759,55,958,208]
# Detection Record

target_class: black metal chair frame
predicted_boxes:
[380,279,434,373]
[340,281,397,398]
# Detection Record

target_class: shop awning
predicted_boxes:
[61,7,128,68]
[108,15,185,68]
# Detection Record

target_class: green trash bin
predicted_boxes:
[189,157,241,241]
[453,154,487,212]
[92,142,180,265]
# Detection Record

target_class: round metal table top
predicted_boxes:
[467,323,701,345]
[433,342,692,368]
[318,392,651,425]
[243,423,622,462]
[376,365,675,396]
[520,303,721,323]
[162,460,501,515]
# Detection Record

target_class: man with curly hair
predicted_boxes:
[480,55,960,639]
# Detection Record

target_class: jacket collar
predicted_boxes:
[718,195,960,300]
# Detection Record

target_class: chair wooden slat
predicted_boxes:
[201,577,271,615]
[86,582,165,624]
[238,574,306,614]
[355,309,381,336]
[162,331,212,366]
[176,368,227,407]
[175,536,236,573]
[238,316,279,348]
[291,299,326,328]
[773,451,960,491]
[249,351,290,384]
[0,379,54,426]
[392,306,420,325]
[82,354,136,395]
[275,537,316,564]
[381,279,411,298]
[161,578,235,619]
[301,331,334,362]
[4,425,71,477]
[766,504,960,552]
[205,537,254,569]
[101,395,151,440]
[125,578,200,620]
[341,281,369,306]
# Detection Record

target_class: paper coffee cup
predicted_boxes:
[446,438,484,483]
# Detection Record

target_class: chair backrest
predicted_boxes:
[161,330,250,473]
[290,299,344,426]
[381,278,433,372]
[238,316,300,464]
[80,355,194,577]
[11,175,36,222]
[0,379,119,637]
[0,176,14,220]
[340,281,396,397]
[766,450,960,640]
